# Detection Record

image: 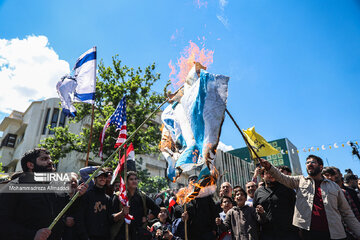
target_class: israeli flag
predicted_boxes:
[73,47,97,103]
[56,76,77,117]
[174,70,229,171]
[56,47,97,117]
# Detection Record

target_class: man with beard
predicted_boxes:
[253,168,298,239]
[259,154,360,240]
[0,148,87,240]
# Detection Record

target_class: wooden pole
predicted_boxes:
[49,85,184,230]
[184,204,188,240]
[225,108,261,161]
[85,103,95,166]
[123,146,129,240]
[85,46,97,167]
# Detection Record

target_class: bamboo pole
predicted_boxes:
[85,46,97,167]
[123,146,129,240]
[225,109,261,161]
[49,85,184,230]
[85,103,95,166]
[184,204,188,240]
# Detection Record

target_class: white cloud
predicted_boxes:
[0,35,70,113]
[217,14,230,29]
[217,0,230,29]
[219,0,228,11]
[217,141,234,152]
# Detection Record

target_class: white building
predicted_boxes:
[0,98,170,180]
[0,98,254,189]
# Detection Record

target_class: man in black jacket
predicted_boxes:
[182,175,217,240]
[0,148,87,240]
[77,170,114,240]
[253,167,299,240]
[112,171,160,240]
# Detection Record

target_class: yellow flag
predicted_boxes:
[243,126,280,158]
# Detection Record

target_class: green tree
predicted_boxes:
[40,56,169,173]
[138,175,168,194]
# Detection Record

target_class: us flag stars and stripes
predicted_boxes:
[99,97,127,158]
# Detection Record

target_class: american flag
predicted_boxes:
[99,97,127,158]
[118,176,134,224]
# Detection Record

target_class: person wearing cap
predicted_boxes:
[0,148,88,240]
[77,169,114,240]
[258,154,360,240]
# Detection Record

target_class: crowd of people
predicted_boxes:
[1,148,360,240]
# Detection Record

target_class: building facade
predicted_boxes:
[0,98,170,179]
[227,138,303,175]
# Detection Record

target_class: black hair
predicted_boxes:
[278,165,292,173]
[233,185,241,190]
[127,171,137,180]
[322,167,336,176]
[21,148,49,172]
[221,196,233,204]
[234,186,247,198]
[306,155,324,166]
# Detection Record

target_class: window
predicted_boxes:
[1,134,17,148]
[49,108,59,135]
[58,111,66,128]
[42,108,51,135]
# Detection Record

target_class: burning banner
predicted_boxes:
[160,62,229,201]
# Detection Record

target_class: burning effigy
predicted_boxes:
[160,44,229,201]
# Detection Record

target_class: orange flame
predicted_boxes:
[176,167,219,205]
[176,185,193,205]
[169,41,214,89]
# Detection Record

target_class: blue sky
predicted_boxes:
[0,0,359,175]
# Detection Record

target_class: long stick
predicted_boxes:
[225,109,261,161]
[49,85,184,230]
[85,46,97,167]
[124,146,129,240]
[85,103,95,166]
[184,204,188,240]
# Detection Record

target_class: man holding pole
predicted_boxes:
[0,148,88,240]
[112,171,160,240]
[77,169,114,240]
[258,154,360,239]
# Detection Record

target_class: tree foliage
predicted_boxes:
[138,175,168,194]
[40,56,169,169]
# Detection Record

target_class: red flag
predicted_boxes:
[110,143,135,185]
[117,176,134,224]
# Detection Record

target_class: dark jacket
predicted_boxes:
[77,185,113,240]
[0,172,69,240]
[253,182,297,237]
[219,205,266,240]
[112,189,160,240]
[343,185,360,212]
[186,195,217,240]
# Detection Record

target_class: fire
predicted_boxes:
[176,185,193,205]
[168,41,214,89]
[176,167,219,205]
